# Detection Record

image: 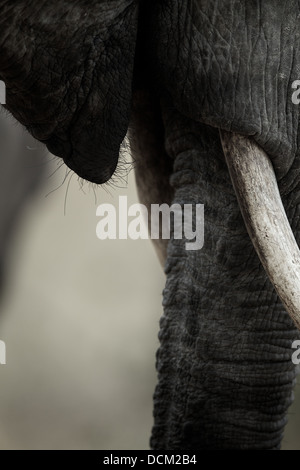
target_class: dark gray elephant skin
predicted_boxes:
[1,0,300,450]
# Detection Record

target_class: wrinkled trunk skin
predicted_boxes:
[149,102,300,450]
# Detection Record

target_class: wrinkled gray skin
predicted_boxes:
[1,0,300,449]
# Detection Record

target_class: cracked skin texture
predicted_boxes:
[148,0,300,195]
[133,0,300,449]
[147,104,299,449]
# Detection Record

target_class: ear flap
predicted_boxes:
[0,0,139,184]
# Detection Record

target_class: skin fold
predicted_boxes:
[1,0,300,449]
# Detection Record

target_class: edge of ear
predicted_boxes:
[0,0,140,184]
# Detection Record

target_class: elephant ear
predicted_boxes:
[0,0,139,184]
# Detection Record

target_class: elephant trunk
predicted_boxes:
[151,122,299,450]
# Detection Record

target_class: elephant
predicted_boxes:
[1,0,300,450]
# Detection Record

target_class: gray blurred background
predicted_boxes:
[0,110,299,450]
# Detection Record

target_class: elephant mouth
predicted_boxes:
[220,131,300,331]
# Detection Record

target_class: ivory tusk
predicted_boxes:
[220,130,300,330]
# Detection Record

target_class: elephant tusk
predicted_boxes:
[220,130,300,331]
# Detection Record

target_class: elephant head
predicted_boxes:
[1,0,300,450]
